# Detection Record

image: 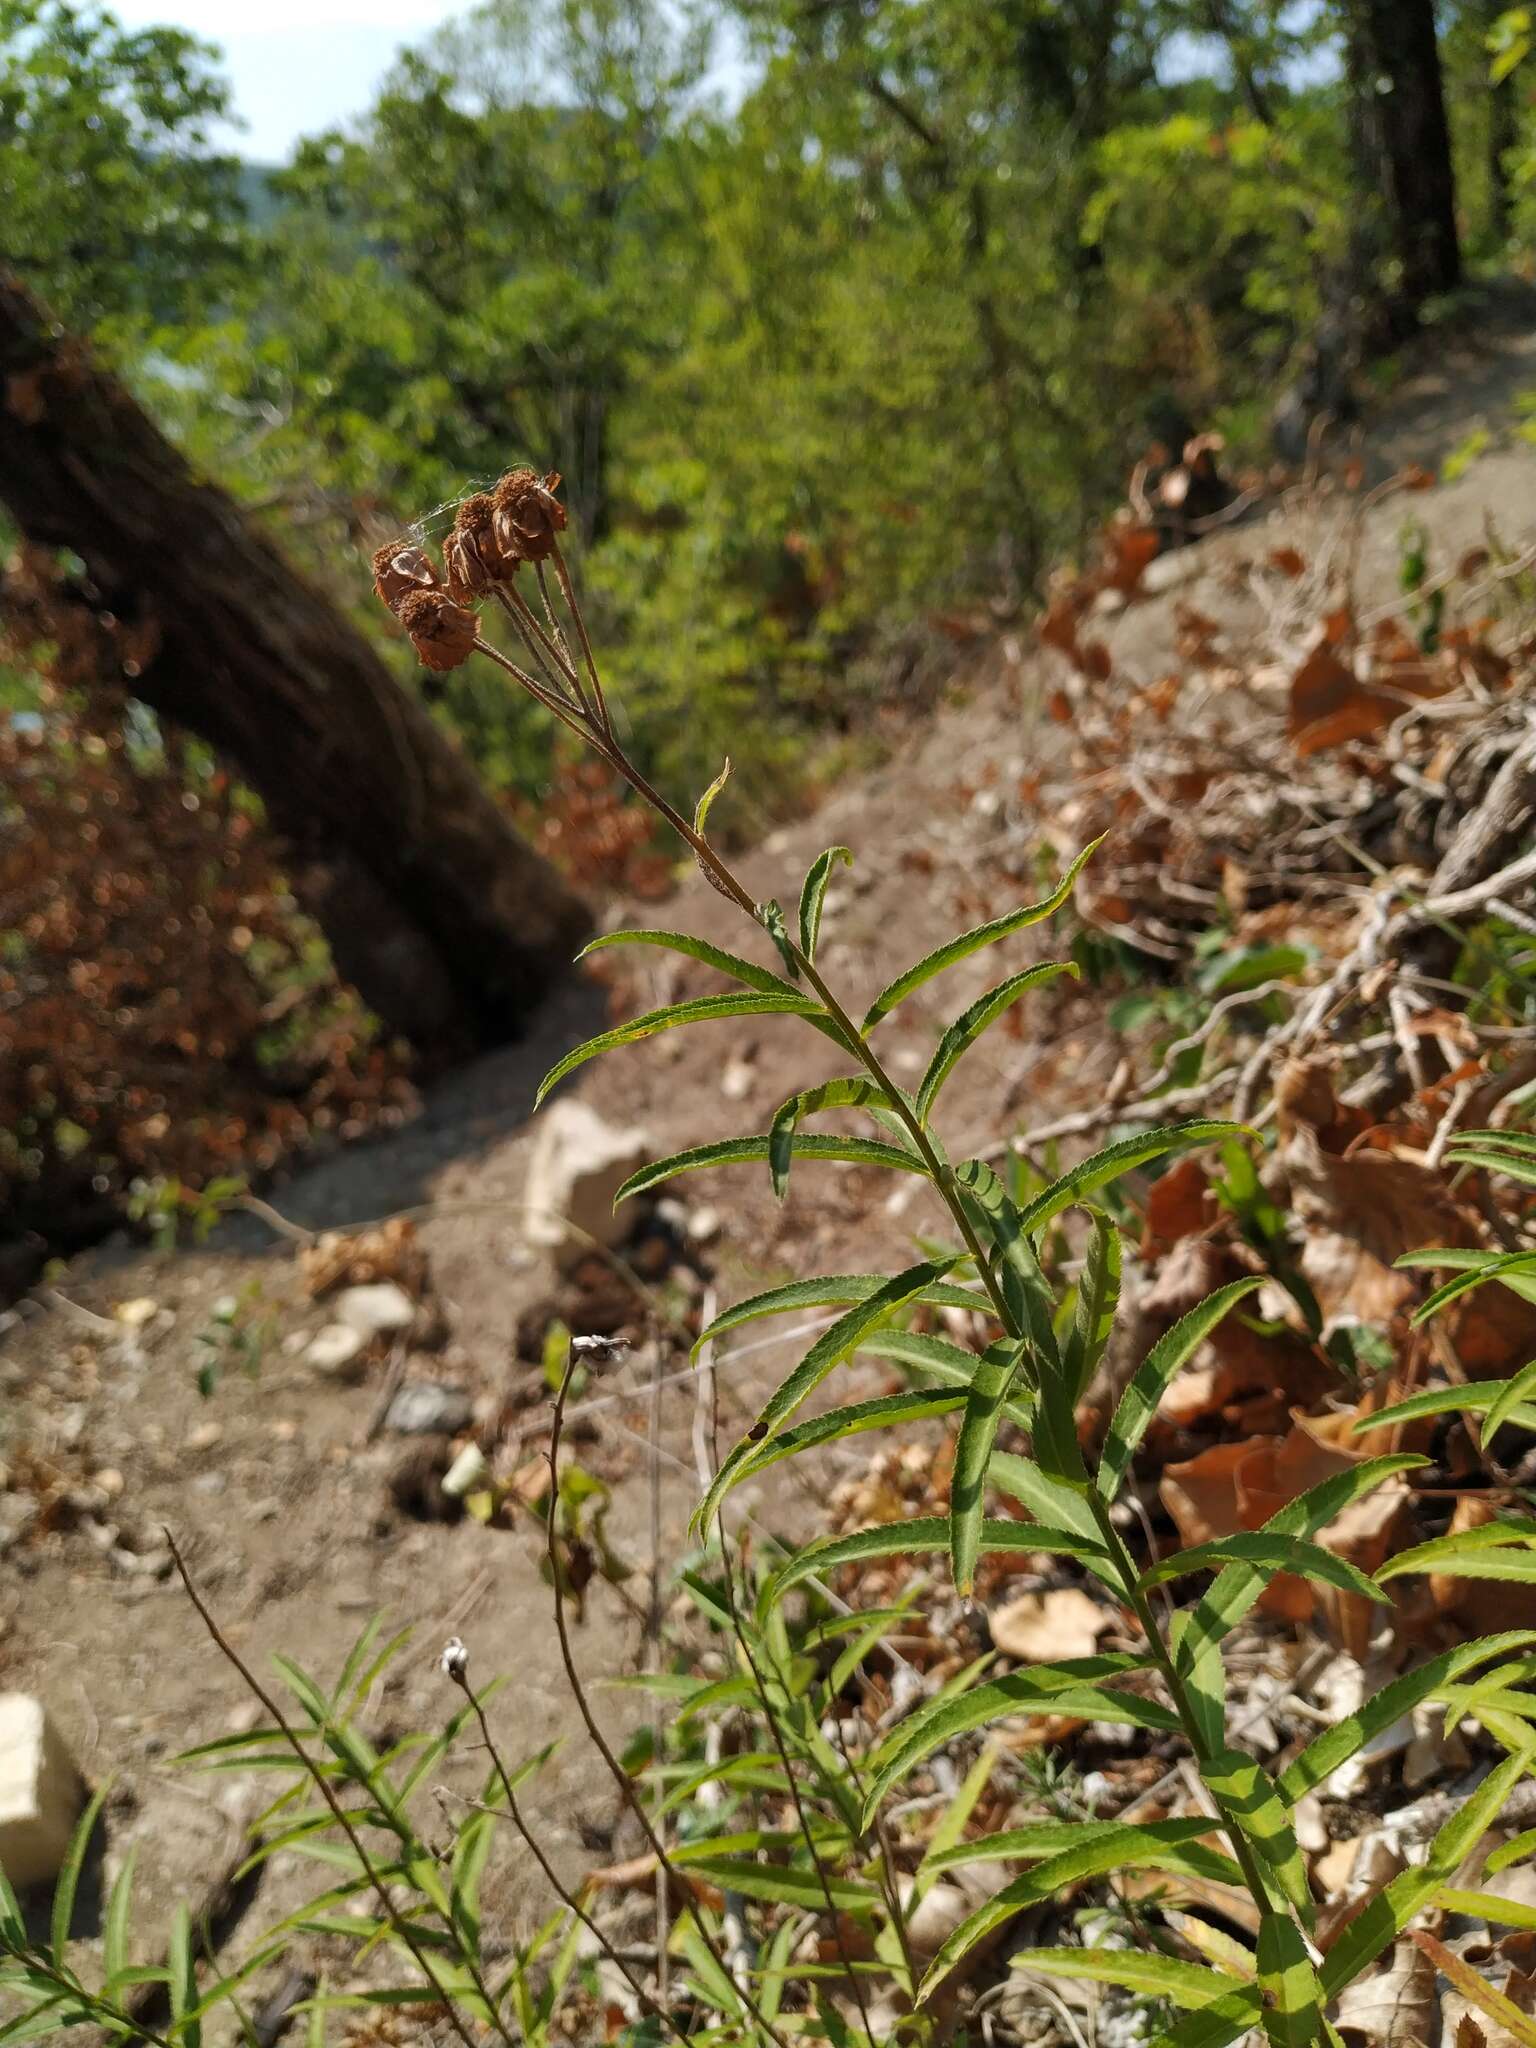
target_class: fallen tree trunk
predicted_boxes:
[0,270,589,1049]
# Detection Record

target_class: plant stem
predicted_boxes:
[545,1360,793,2048]
[1083,1495,1277,1920]
[447,1672,690,2048]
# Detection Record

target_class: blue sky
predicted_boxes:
[110,0,474,161]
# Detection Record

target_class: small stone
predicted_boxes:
[92,1469,124,1499]
[334,1283,416,1338]
[192,1472,226,1496]
[385,1384,474,1436]
[186,1422,222,1453]
[441,1443,489,1498]
[0,1695,86,1890]
[685,1205,721,1244]
[113,1298,158,1329]
[523,1101,653,1272]
[305,1323,367,1375]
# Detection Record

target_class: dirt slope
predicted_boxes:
[3,290,1535,1971]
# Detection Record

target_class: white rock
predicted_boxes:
[335,1283,416,1338]
[0,1696,86,1890]
[523,1101,653,1270]
[305,1323,367,1374]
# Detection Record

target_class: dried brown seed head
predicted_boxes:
[397,589,478,673]
[491,468,567,564]
[442,493,509,602]
[372,539,439,612]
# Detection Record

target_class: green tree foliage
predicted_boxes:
[0,0,244,332]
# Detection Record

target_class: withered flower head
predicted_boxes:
[442,492,508,602]
[373,539,439,613]
[491,468,567,565]
[397,589,478,673]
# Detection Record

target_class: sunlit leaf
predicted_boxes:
[1099,1278,1262,1500]
[579,927,798,996]
[799,846,852,960]
[536,992,844,1106]
[915,961,1077,1123]
[768,1516,1112,1599]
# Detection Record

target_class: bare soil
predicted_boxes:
[4,284,1535,1987]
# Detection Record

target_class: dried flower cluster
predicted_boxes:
[372,469,569,675]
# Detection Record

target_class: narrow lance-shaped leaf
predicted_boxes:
[915,961,1078,1124]
[1013,1122,1248,1239]
[799,846,852,960]
[1353,1378,1536,1436]
[1061,1206,1121,1409]
[862,838,1102,1031]
[1482,1356,1536,1455]
[1255,1913,1324,2048]
[951,1339,1027,1596]
[1175,1454,1426,1676]
[536,992,844,1107]
[1012,1948,1243,2013]
[49,1780,108,1965]
[693,1269,989,1357]
[723,1390,967,1497]
[915,1825,1243,2000]
[990,1450,1105,1545]
[1202,1749,1313,1927]
[578,928,798,996]
[768,1516,1113,1601]
[1320,1742,1536,1998]
[755,898,800,982]
[1280,1631,1536,1801]
[694,1258,961,1533]
[952,1156,1061,1380]
[1099,1278,1263,1500]
[927,1816,1240,1879]
[768,1075,901,1201]
[1376,1515,1536,1584]
[1408,1246,1536,1322]
[616,1131,930,1206]
[855,1329,1034,1427]
[860,1657,1176,1828]
[1140,1534,1388,1610]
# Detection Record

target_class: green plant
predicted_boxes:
[362,473,1536,2046]
[0,1605,589,2047]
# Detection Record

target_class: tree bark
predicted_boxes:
[0,271,589,1051]
[1347,0,1462,320]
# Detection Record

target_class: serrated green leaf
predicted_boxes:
[1409,1247,1536,1322]
[695,1258,962,1532]
[1281,1632,1536,1801]
[1013,1122,1248,1239]
[1483,1358,1536,1455]
[916,1822,1241,1998]
[1140,1534,1387,1607]
[1256,1912,1323,2048]
[1151,1985,1266,2048]
[1353,1379,1536,1435]
[674,1855,878,1912]
[915,962,1077,1123]
[1202,1750,1312,1926]
[1319,1742,1536,1999]
[799,846,852,959]
[1012,1946,1240,2010]
[1061,1207,1121,1409]
[767,1076,901,1200]
[694,1270,988,1356]
[1376,1515,1536,1582]
[616,1131,928,1206]
[952,1339,1027,1596]
[1176,1455,1426,1676]
[1435,1887,1536,1933]
[861,1658,1174,1828]
[1487,1823,1536,1877]
[768,1515,1112,1600]
[579,928,797,996]
[862,839,1102,1031]
[536,992,842,1106]
[725,1389,966,1494]
[990,1451,1105,1545]
[930,1816,1239,1881]
[855,1329,1034,1424]
[1099,1278,1262,1500]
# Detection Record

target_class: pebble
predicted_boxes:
[305,1323,367,1375]
[385,1383,474,1436]
[336,1282,416,1338]
[186,1421,222,1453]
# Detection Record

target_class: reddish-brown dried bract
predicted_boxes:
[397,589,478,672]
[372,539,438,612]
[442,493,509,601]
[492,468,567,565]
